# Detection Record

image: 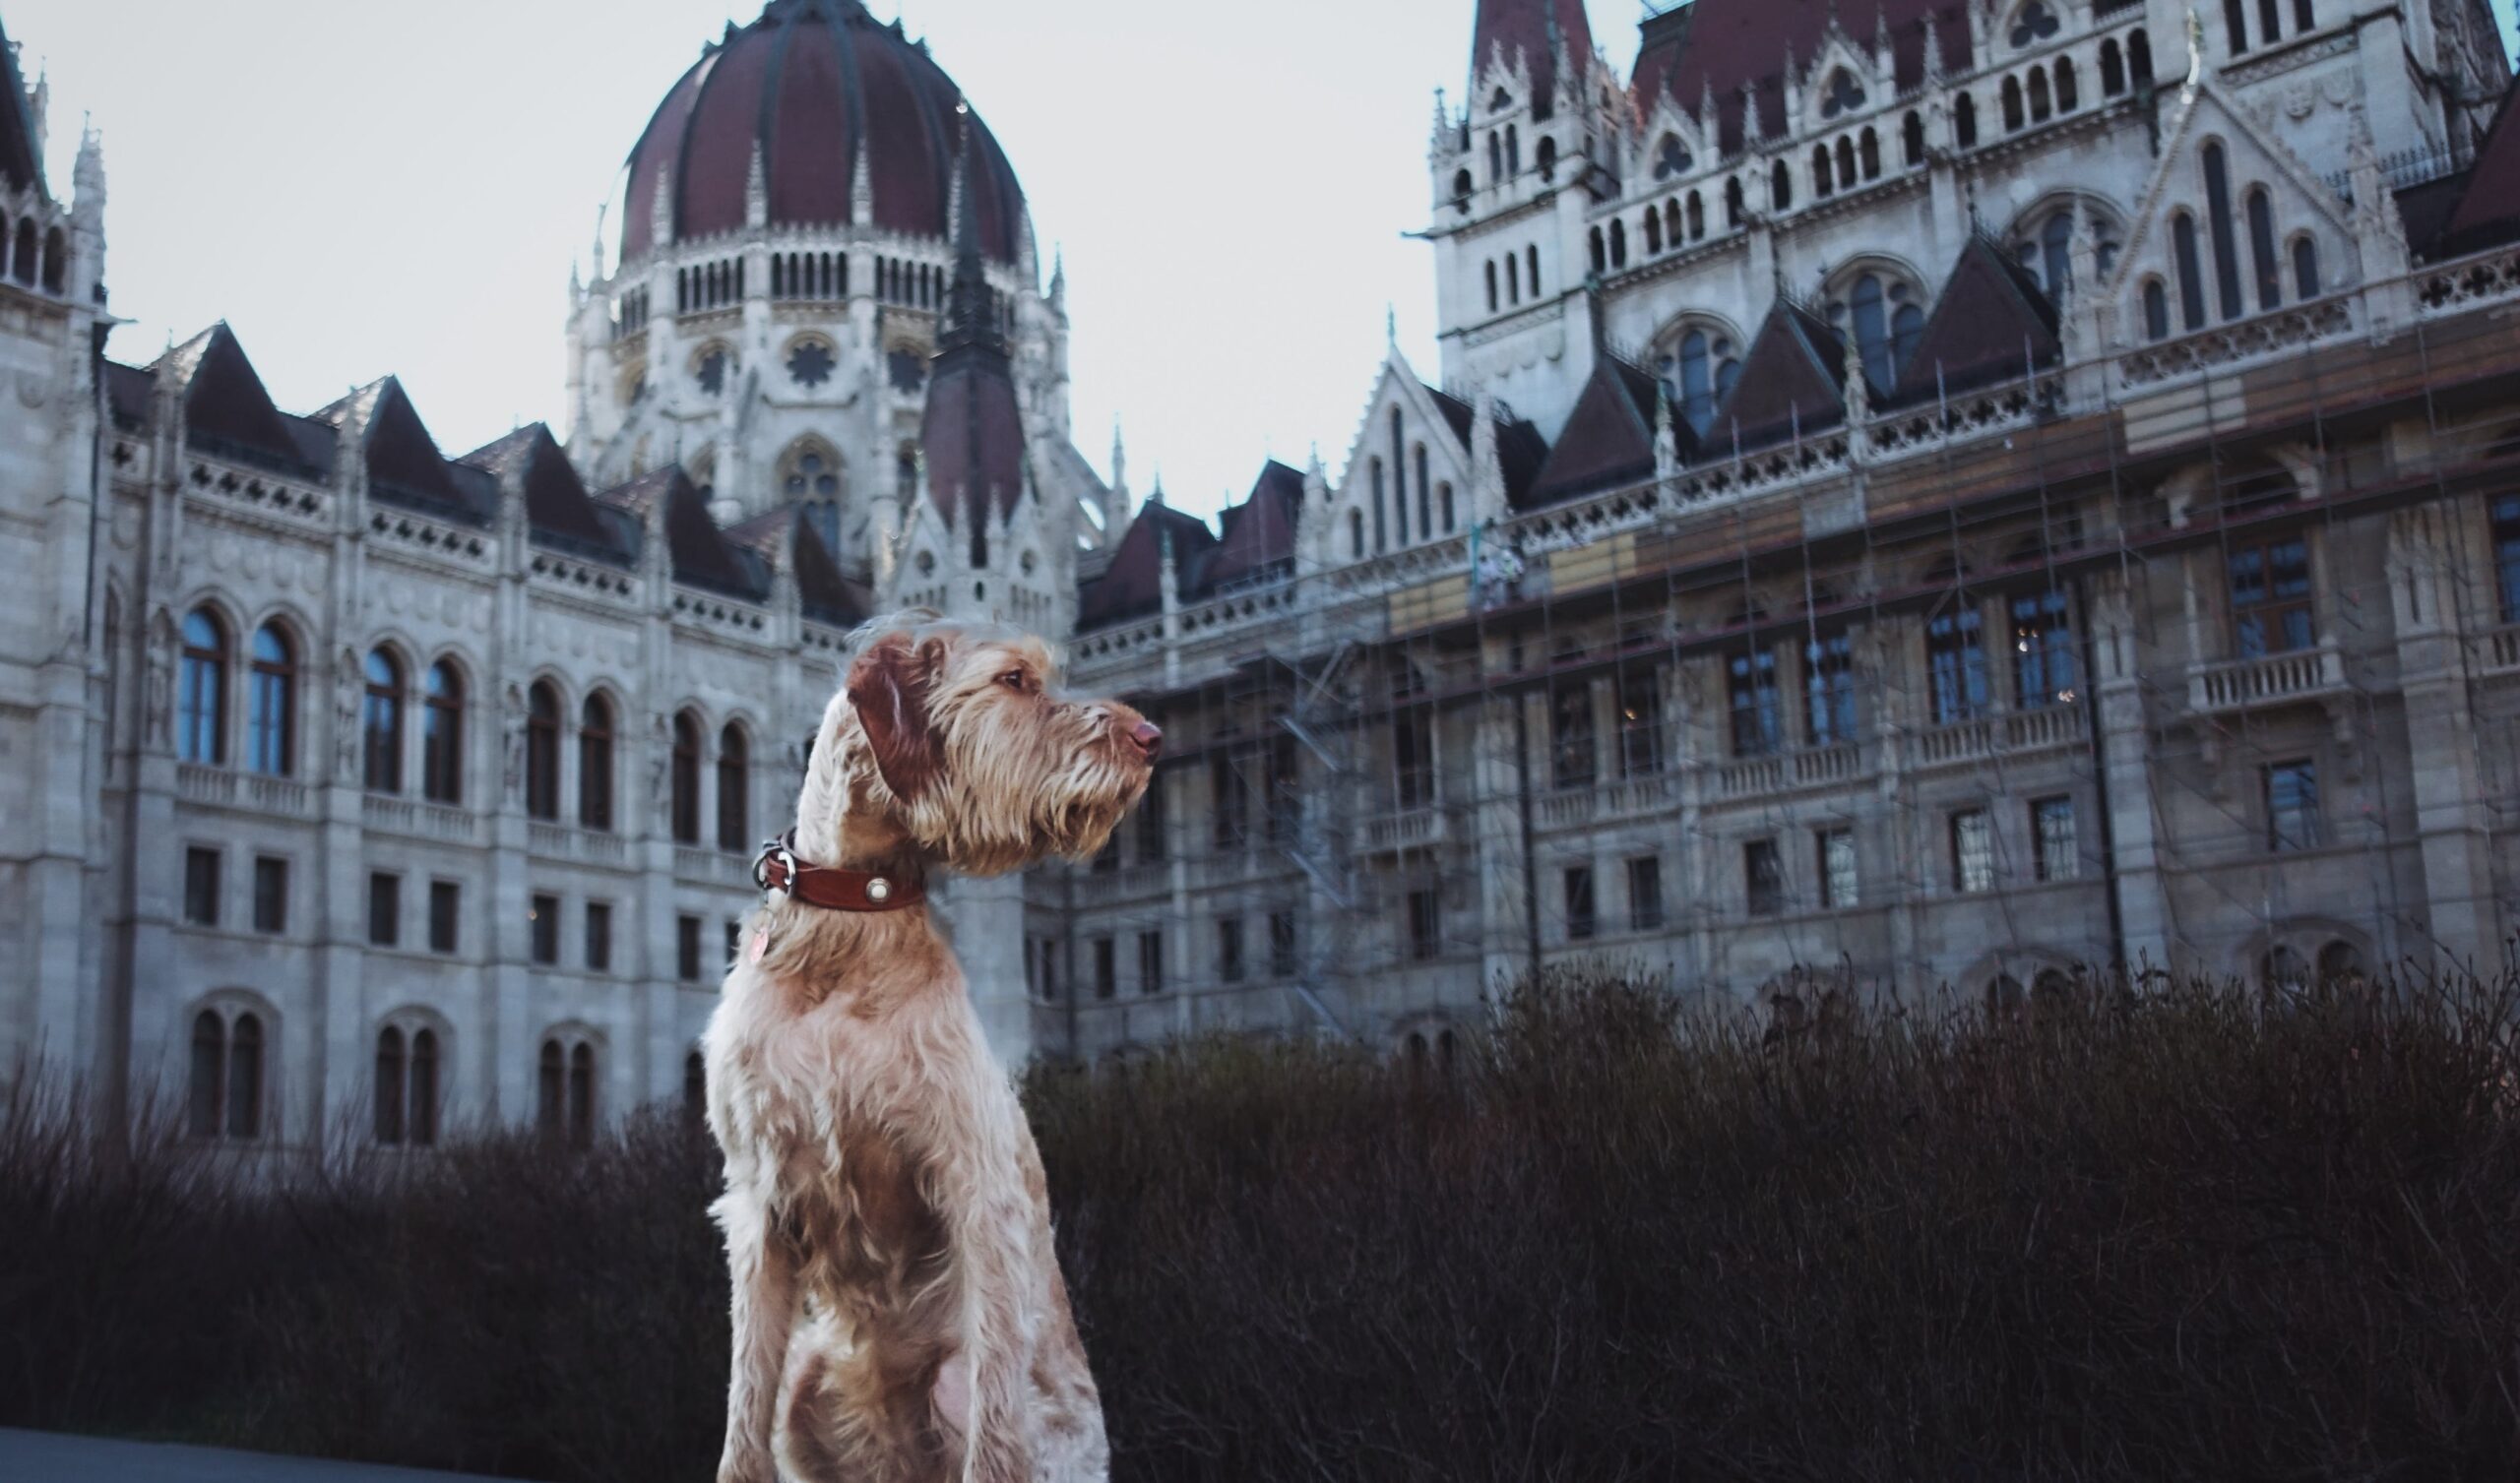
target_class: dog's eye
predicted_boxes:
[996,670,1030,692]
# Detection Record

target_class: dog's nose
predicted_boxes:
[1128,720,1163,760]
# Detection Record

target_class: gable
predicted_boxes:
[177,326,313,476]
[1524,357,1668,507]
[1709,303,1847,451]
[1892,237,2060,404]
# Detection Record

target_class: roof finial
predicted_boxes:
[1386,302,1398,351]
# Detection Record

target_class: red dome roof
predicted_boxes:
[620,0,1025,264]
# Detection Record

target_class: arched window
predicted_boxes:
[1414,445,1431,536]
[421,660,463,804]
[2203,144,2241,320]
[2101,38,2126,94]
[40,226,63,294]
[1588,226,1606,275]
[671,711,703,844]
[2172,212,2207,330]
[717,722,749,852]
[1850,274,1893,387]
[363,649,405,792]
[2143,278,2172,340]
[1506,249,1522,300]
[2259,946,2309,993]
[1987,974,2027,1021]
[579,693,614,831]
[1859,128,1880,180]
[1535,136,1557,181]
[2293,0,2314,31]
[2129,29,2154,85]
[188,1006,265,1142]
[1813,145,1836,198]
[1668,328,1742,436]
[1769,160,1793,212]
[569,1043,596,1148]
[375,1025,406,1144]
[2054,56,2078,111]
[1369,457,1388,550]
[2002,76,2026,131]
[1451,168,1473,212]
[2224,0,2248,53]
[1486,131,1502,184]
[178,608,229,765]
[1903,110,1925,166]
[1526,243,1541,296]
[2245,187,2281,310]
[1836,136,1857,186]
[246,621,294,776]
[526,681,561,821]
[2257,0,2282,44]
[1725,177,1745,227]
[1955,92,1979,148]
[1438,482,1456,532]
[1349,508,1364,559]
[2291,235,2320,298]
[1608,217,1627,267]
[537,1034,598,1150]
[1645,206,1667,252]
[2316,939,2362,986]
[1504,124,1520,177]
[2029,67,2052,122]
[9,218,31,283]
[1484,260,1498,313]
[2041,211,2075,298]
[1686,191,1705,239]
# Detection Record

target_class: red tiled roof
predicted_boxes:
[1890,236,2060,404]
[1205,461,1306,590]
[1470,0,1594,114]
[1708,300,1848,451]
[1631,0,1972,151]
[461,424,620,554]
[620,0,1023,263]
[1077,503,1218,632]
[1524,357,1670,507]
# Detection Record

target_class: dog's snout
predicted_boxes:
[1128,720,1164,760]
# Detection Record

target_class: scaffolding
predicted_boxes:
[1049,240,2520,1053]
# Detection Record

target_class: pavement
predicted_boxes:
[0,1430,536,1483]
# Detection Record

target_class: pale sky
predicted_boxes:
[15,0,2518,523]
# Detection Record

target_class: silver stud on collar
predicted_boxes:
[866,877,892,903]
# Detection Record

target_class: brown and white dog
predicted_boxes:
[703,610,1158,1483]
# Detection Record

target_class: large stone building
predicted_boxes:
[3,0,2518,1141]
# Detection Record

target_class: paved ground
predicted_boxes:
[0,1429,536,1482]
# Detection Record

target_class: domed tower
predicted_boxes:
[565,0,1083,585]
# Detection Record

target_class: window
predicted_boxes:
[1813,144,1835,198]
[1484,261,1497,313]
[1348,509,1364,560]
[1729,646,1782,756]
[1609,217,1628,267]
[363,648,405,792]
[2010,589,2077,707]
[671,711,703,844]
[2228,536,2314,655]
[1618,669,1664,776]
[1211,753,1250,849]
[2224,0,2248,52]
[2002,76,2025,132]
[1927,603,1989,723]
[1744,840,1785,917]
[1664,328,1740,436]
[1840,273,1921,390]
[2494,495,2520,623]
[246,622,294,776]
[1628,856,1664,931]
[526,681,560,821]
[428,880,461,955]
[2291,236,2319,298]
[1218,917,1244,983]
[2202,144,2241,321]
[676,913,703,981]
[2142,278,2172,340]
[1138,930,1165,995]
[374,1024,440,1147]
[1439,482,1456,532]
[1369,458,1388,551]
[579,694,614,830]
[1415,444,1432,537]
[585,900,612,973]
[1270,911,1298,976]
[368,872,400,947]
[1564,866,1597,940]
[1956,92,1979,148]
[537,1036,597,1150]
[1406,888,1442,959]
[2245,187,2280,311]
[531,893,560,965]
[183,846,220,927]
[1818,828,1858,909]
[252,856,287,935]
[717,722,749,851]
[1093,936,1116,999]
[2029,68,2051,123]
[2173,212,2206,331]
[188,1007,264,1142]
[178,608,228,764]
[2033,795,2079,881]
[1725,177,1744,227]
[2130,28,2154,85]
[1134,772,1167,862]
[2101,38,2125,94]
[2256,0,2281,44]
[1903,109,1925,166]
[2293,0,2313,30]
[1393,709,1435,807]
[1768,161,1791,213]
[1950,809,1995,893]
[2265,759,2321,850]
[1550,683,1596,789]
[2054,56,2078,111]
[421,660,464,804]
[1804,630,1858,745]
[1038,939,1059,1001]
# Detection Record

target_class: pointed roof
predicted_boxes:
[1630,0,1971,152]
[2436,77,2520,258]
[921,117,1028,527]
[320,378,489,525]
[0,14,44,198]
[1470,0,1594,115]
[594,466,765,598]
[104,361,156,432]
[1707,301,1848,452]
[722,504,870,625]
[1204,460,1305,590]
[1076,501,1217,631]
[461,423,626,560]
[1523,356,1677,507]
[1889,236,2060,405]
[1426,385,1548,501]
[157,324,321,477]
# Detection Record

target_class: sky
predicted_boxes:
[15,0,2519,524]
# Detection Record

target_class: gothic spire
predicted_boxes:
[939,104,1006,362]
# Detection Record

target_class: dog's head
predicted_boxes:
[798,610,1160,877]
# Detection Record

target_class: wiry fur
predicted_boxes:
[705,611,1150,1483]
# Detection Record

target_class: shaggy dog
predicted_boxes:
[704,610,1159,1483]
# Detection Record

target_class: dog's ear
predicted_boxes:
[846,632,945,803]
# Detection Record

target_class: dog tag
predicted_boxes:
[747,929,769,964]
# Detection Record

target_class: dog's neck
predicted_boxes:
[756,802,955,1015]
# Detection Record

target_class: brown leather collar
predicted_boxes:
[752,833,925,913]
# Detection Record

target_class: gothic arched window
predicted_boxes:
[364,648,405,793]
[2054,56,2079,111]
[2246,186,2281,310]
[717,721,749,852]
[2002,76,2026,132]
[526,680,561,822]
[1653,133,1690,179]
[2101,38,2125,94]
[1769,159,1793,212]
[1956,92,1979,147]
[2143,278,2172,340]
[2291,235,2320,298]
[189,1005,265,1142]
[421,660,464,804]
[1903,110,1925,165]
[178,608,228,765]
[246,621,295,776]
[579,693,614,831]
[2203,143,2241,320]
[1662,328,1742,436]
[671,711,703,844]
[2172,211,2207,330]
